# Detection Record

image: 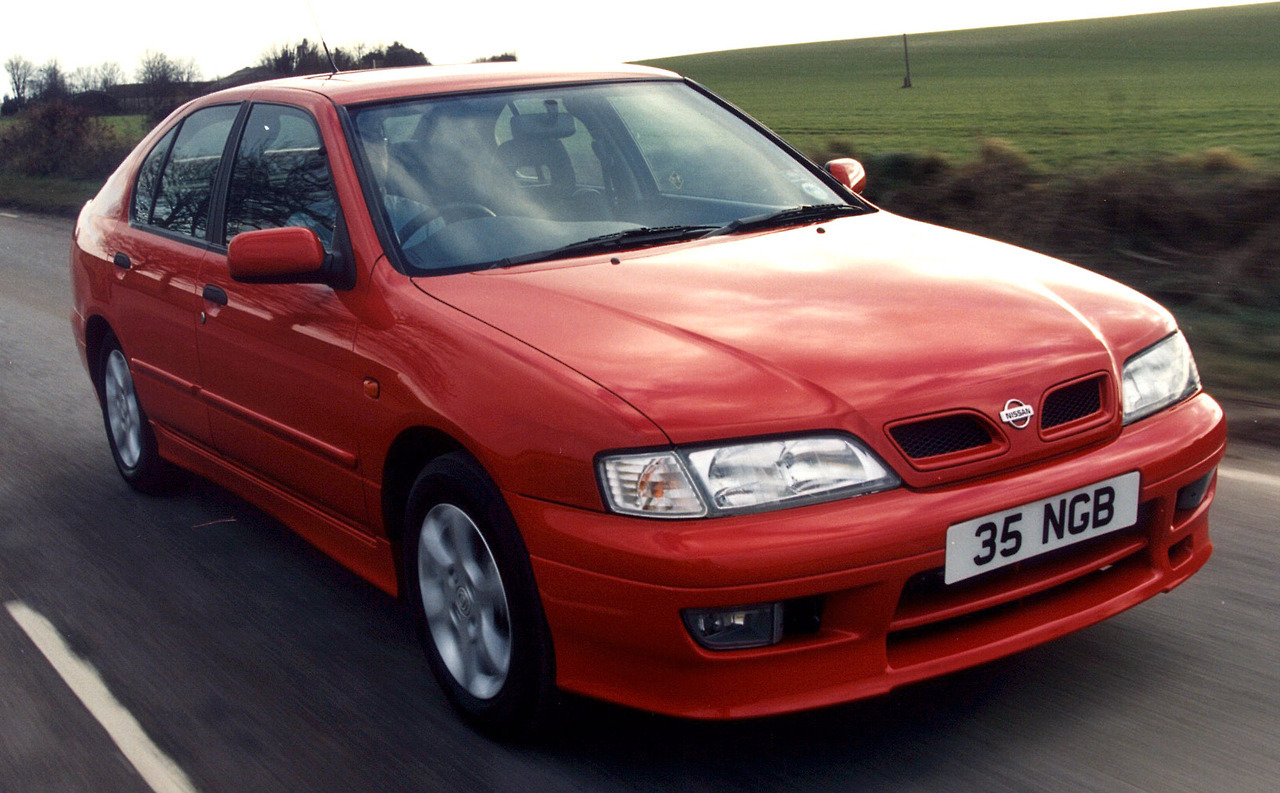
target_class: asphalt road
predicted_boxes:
[2,210,1277,793]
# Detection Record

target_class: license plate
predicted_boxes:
[945,472,1141,585]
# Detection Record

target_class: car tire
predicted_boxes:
[403,452,556,737]
[96,334,176,494]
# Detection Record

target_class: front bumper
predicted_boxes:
[511,393,1226,719]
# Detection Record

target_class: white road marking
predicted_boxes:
[4,601,201,793]
[1218,465,1280,490]
[0,211,21,219]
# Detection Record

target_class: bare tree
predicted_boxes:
[136,50,201,118]
[94,62,124,92]
[137,50,177,86]
[68,66,96,94]
[173,56,201,84]
[33,58,67,101]
[4,55,35,107]
[137,50,201,85]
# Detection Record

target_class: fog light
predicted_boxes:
[1176,470,1214,511]
[683,603,783,650]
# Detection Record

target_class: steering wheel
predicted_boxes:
[396,203,496,244]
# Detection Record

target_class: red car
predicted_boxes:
[71,64,1225,734]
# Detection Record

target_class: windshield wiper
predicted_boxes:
[491,225,718,268]
[702,204,865,238]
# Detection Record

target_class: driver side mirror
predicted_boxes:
[227,226,347,287]
[825,158,868,194]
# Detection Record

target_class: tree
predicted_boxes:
[474,53,518,63]
[380,42,429,68]
[136,50,201,120]
[174,56,201,84]
[94,62,124,92]
[68,66,96,94]
[4,55,35,108]
[136,50,199,87]
[259,39,345,75]
[258,40,429,75]
[33,58,67,102]
[259,41,302,74]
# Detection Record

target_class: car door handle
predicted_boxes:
[202,285,229,306]
[113,252,131,269]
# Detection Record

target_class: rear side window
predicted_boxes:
[223,104,337,248]
[143,104,241,239]
[132,126,178,225]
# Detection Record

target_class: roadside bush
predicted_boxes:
[810,141,1280,313]
[0,101,133,179]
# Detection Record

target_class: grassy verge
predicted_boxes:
[0,173,103,216]
[0,110,145,215]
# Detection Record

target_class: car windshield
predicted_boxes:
[348,80,863,273]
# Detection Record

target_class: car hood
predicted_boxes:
[415,212,1173,477]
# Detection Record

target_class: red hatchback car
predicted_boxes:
[72,64,1225,734]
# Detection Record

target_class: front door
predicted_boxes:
[195,103,367,525]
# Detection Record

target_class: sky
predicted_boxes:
[1,1,1266,97]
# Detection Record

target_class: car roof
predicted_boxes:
[218,62,682,105]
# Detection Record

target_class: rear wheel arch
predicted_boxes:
[94,329,178,493]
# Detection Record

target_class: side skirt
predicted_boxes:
[153,423,400,597]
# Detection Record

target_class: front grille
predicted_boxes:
[889,414,993,460]
[1042,376,1104,429]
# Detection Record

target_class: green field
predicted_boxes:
[644,3,1280,170]
[99,114,150,141]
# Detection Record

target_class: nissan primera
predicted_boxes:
[71,64,1226,734]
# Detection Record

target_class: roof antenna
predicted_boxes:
[305,0,340,74]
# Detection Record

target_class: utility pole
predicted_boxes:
[902,33,913,89]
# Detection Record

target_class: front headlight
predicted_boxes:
[1122,331,1200,424]
[598,435,899,518]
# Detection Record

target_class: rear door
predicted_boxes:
[112,103,242,444]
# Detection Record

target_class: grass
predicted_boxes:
[100,114,150,141]
[1179,305,1280,400]
[0,172,103,215]
[1,112,148,136]
[643,4,1280,170]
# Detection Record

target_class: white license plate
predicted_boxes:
[945,472,1141,584]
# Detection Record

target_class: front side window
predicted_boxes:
[609,88,823,205]
[224,104,337,248]
[350,80,853,274]
[148,104,241,239]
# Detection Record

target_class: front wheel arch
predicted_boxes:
[402,451,557,736]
